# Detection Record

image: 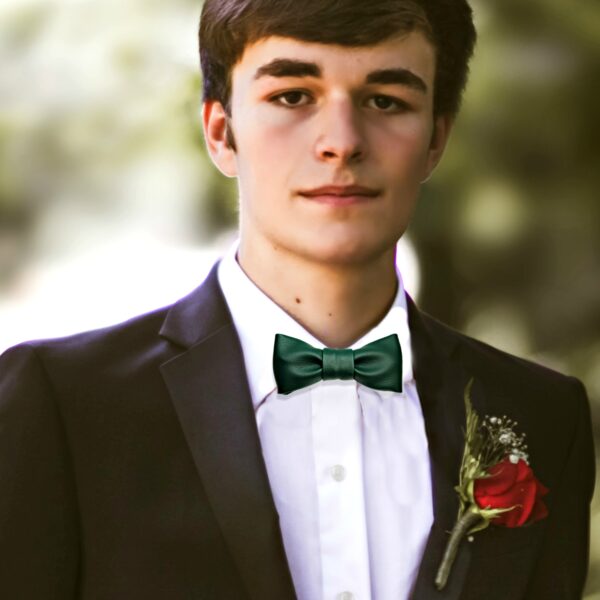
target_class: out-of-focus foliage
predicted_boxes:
[0,0,236,289]
[413,2,600,593]
[0,0,598,594]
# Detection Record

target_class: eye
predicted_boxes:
[270,90,312,107]
[367,95,409,113]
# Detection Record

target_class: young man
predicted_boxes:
[0,1,595,599]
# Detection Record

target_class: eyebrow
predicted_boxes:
[254,59,322,80]
[254,59,428,94]
[365,68,428,94]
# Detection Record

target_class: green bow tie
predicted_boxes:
[273,333,403,395]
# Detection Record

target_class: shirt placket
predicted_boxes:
[311,380,371,600]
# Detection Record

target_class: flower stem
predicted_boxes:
[435,510,483,590]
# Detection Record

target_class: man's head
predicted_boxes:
[199,1,476,268]
[200,0,476,119]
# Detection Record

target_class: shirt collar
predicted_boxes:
[217,239,415,409]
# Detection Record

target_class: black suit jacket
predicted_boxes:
[0,261,595,599]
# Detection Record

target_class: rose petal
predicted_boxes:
[514,459,533,483]
[529,498,549,523]
[473,458,549,528]
[495,505,521,527]
[527,481,549,523]
[536,479,549,497]
[514,480,537,526]
[475,461,517,497]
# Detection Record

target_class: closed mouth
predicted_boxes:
[298,185,381,198]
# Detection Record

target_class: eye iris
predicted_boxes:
[284,91,303,105]
[374,96,393,109]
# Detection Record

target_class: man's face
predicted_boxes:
[204,33,451,266]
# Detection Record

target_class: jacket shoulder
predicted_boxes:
[1,304,173,370]
[418,310,593,494]
[419,309,582,392]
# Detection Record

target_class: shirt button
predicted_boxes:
[330,464,346,482]
[337,592,354,600]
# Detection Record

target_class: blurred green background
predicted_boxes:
[1,0,598,594]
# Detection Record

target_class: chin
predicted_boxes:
[293,230,399,267]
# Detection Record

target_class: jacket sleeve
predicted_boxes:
[0,344,80,599]
[525,377,596,599]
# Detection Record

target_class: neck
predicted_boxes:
[237,236,399,348]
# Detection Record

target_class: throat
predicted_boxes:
[237,243,399,348]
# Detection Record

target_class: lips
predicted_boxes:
[297,185,381,207]
[299,185,380,198]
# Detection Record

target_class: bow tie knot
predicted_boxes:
[273,333,403,395]
[322,347,354,380]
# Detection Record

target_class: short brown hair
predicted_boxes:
[199,0,476,117]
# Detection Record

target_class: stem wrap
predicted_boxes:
[434,510,483,590]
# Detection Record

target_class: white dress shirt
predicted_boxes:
[217,240,433,600]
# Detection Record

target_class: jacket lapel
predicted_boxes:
[158,263,296,600]
[407,296,488,599]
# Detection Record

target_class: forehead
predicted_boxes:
[231,33,436,88]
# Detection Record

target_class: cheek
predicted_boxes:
[236,127,314,217]
[238,103,308,148]
[377,131,429,194]
[375,120,433,174]
[235,111,307,179]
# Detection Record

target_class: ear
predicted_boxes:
[202,100,238,177]
[422,113,454,182]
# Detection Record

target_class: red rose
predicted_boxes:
[473,458,549,527]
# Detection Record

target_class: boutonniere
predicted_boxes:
[435,379,549,591]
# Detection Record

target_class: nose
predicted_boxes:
[314,99,366,165]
